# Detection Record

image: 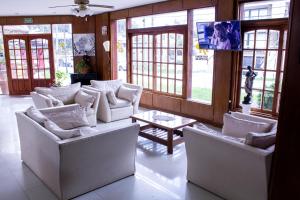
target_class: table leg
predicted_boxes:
[167,129,174,154]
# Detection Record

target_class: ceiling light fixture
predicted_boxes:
[71,7,93,17]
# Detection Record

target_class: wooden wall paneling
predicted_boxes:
[95,13,110,80]
[128,5,153,18]
[183,0,215,10]
[181,100,214,121]
[72,16,97,74]
[110,20,118,80]
[212,0,235,124]
[152,0,183,15]
[0,17,6,25]
[140,91,153,106]
[269,0,300,199]
[110,9,129,21]
[152,94,182,113]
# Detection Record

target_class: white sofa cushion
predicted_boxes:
[109,98,131,109]
[117,85,138,102]
[75,90,95,108]
[107,90,118,105]
[26,106,48,124]
[41,105,89,129]
[91,80,122,93]
[222,113,271,138]
[245,131,276,149]
[47,95,64,107]
[35,82,81,104]
[44,120,81,140]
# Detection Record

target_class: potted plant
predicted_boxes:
[75,54,91,74]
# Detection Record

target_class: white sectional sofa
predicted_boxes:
[16,110,140,200]
[183,112,277,200]
[83,80,143,122]
[30,83,100,126]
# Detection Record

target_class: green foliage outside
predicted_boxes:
[55,70,68,86]
[191,87,212,103]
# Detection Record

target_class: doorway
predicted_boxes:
[4,34,54,95]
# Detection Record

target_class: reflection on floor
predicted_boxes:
[0,95,223,200]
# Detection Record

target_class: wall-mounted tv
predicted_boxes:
[196,20,242,51]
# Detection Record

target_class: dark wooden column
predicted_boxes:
[269,0,300,199]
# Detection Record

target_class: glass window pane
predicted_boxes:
[191,8,215,103]
[176,65,183,80]
[254,50,265,69]
[240,0,290,20]
[242,50,254,68]
[169,64,175,79]
[3,25,51,35]
[252,90,263,109]
[161,64,167,78]
[255,30,268,49]
[168,79,175,94]
[161,78,168,92]
[243,31,255,49]
[279,72,284,92]
[176,81,182,95]
[263,91,274,110]
[265,72,276,91]
[116,18,128,81]
[130,11,187,29]
[266,51,278,70]
[156,78,161,91]
[52,24,73,85]
[268,30,279,49]
[281,50,286,71]
[252,71,264,90]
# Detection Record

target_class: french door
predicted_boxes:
[129,25,187,98]
[4,34,54,95]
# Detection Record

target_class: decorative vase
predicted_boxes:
[241,103,251,114]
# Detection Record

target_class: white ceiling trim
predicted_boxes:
[0,0,167,17]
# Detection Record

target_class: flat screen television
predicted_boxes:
[196,20,242,51]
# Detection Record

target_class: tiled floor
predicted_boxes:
[0,95,223,200]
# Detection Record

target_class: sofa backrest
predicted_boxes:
[90,80,122,94]
[35,82,81,104]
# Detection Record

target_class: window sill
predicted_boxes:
[186,98,212,107]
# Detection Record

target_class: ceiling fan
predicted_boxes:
[49,0,114,17]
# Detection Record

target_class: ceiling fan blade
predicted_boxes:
[49,5,77,8]
[88,4,114,9]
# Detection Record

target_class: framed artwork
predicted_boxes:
[73,33,95,56]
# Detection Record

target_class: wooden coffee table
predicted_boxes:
[131,110,197,154]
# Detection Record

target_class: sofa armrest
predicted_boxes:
[31,91,53,109]
[183,126,273,200]
[81,86,112,122]
[80,87,101,111]
[123,83,143,113]
[15,112,61,197]
[57,123,140,199]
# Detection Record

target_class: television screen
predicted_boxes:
[196,20,242,51]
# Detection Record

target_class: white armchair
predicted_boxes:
[31,83,100,126]
[83,80,143,123]
[183,112,277,200]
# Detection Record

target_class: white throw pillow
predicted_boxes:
[74,90,95,108]
[117,85,138,102]
[35,82,81,104]
[47,95,64,107]
[25,106,48,124]
[222,113,271,138]
[44,120,81,140]
[91,80,122,93]
[107,90,118,105]
[245,132,276,149]
[42,105,89,129]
